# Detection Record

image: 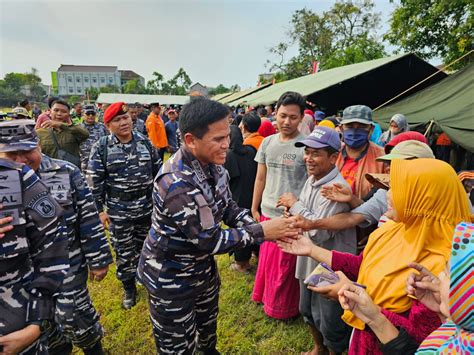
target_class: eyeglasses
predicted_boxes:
[85,112,96,116]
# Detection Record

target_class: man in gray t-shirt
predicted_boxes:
[254,133,307,218]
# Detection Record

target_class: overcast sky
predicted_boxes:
[1,0,396,89]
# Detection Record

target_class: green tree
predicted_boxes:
[123,79,147,94]
[99,85,121,93]
[266,0,386,79]
[85,87,100,101]
[146,69,193,95]
[146,71,165,94]
[385,0,473,69]
[208,84,231,96]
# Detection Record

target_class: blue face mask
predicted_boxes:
[343,128,370,149]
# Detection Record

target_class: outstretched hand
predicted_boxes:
[321,183,353,203]
[309,270,352,300]
[276,235,313,256]
[0,204,14,239]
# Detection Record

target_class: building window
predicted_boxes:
[108,77,113,83]
[100,77,105,84]
[69,87,73,93]
[92,77,97,83]
[68,76,72,83]
[76,77,81,83]
[77,88,81,93]
[84,77,89,83]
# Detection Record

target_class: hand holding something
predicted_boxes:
[99,212,110,228]
[406,262,441,313]
[321,183,353,203]
[0,324,41,355]
[338,283,381,325]
[261,217,299,241]
[308,271,352,301]
[0,204,13,238]
[89,265,109,282]
[276,192,298,209]
[276,235,313,256]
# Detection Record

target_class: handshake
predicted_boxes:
[259,215,302,241]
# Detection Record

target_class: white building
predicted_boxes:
[54,65,122,96]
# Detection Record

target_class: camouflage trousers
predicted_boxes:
[108,213,151,283]
[147,275,220,354]
[47,268,103,351]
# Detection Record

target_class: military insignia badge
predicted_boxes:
[122,104,128,113]
[29,193,56,218]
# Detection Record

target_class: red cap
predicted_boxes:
[103,102,128,124]
[384,131,428,154]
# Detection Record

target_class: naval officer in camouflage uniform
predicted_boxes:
[128,103,148,137]
[0,121,69,355]
[0,120,113,354]
[79,105,108,171]
[137,98,298,354]
[87,102,161,309]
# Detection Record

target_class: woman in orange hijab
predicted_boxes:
[279,158,471,354]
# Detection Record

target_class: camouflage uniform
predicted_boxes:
[133,118,148,137]
[37,154,113,352]
[137,148,264,354]
[79,122,108,171]
[87,131,160,288]
[0,158,69,355]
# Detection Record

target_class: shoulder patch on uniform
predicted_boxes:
[191,160,207,182]
[27,191,56,218]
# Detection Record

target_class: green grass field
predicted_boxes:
[87,255,312,354]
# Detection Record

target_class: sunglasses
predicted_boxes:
[85,112,96,116]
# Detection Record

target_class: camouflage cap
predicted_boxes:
[0,119,39,152]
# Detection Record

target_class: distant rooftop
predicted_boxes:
[58,64,118,72]
[119,70,143,79]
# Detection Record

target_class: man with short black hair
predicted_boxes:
[251,91,308,320]
[277,126,356,355]
[138,97,298,354]
[36,100,89,167]
[164,109,179,153]
[128,104,147,137]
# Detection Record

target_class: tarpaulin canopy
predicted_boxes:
[374,63,474,152]
[211,92,234,101]
[218,83,272,105]
[232,53,446,114]
[96,93,190,105]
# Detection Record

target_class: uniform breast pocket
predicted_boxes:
[0,233,29,260]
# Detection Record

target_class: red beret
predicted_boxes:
[103,102,128,124]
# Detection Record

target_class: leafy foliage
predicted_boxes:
[385,0,473,69]
[146,68,193,95]
[0,68,46,106]
[266,1,386,80]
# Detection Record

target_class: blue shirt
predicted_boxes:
[165,120,179,152]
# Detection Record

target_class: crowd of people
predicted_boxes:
[0,91,472,355]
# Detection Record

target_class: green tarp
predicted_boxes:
[231,53,446,114]
[218,83,272,104]
[211,92,233,101]
[374,63,474,152]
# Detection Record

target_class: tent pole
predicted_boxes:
[373,50,474,112]
[424,120,435,137]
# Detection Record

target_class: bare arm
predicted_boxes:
[292,212,365,231]
[251,163,266,221]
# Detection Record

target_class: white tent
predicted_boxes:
[96,93,190,105]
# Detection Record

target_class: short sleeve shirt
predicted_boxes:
[255,133,307,218]
[351,188,388,228]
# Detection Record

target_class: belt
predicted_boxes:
[107,187,152,201]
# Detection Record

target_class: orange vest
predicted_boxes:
[243,132,264,151]
[146,112,168,148]
[336,142,386,199]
